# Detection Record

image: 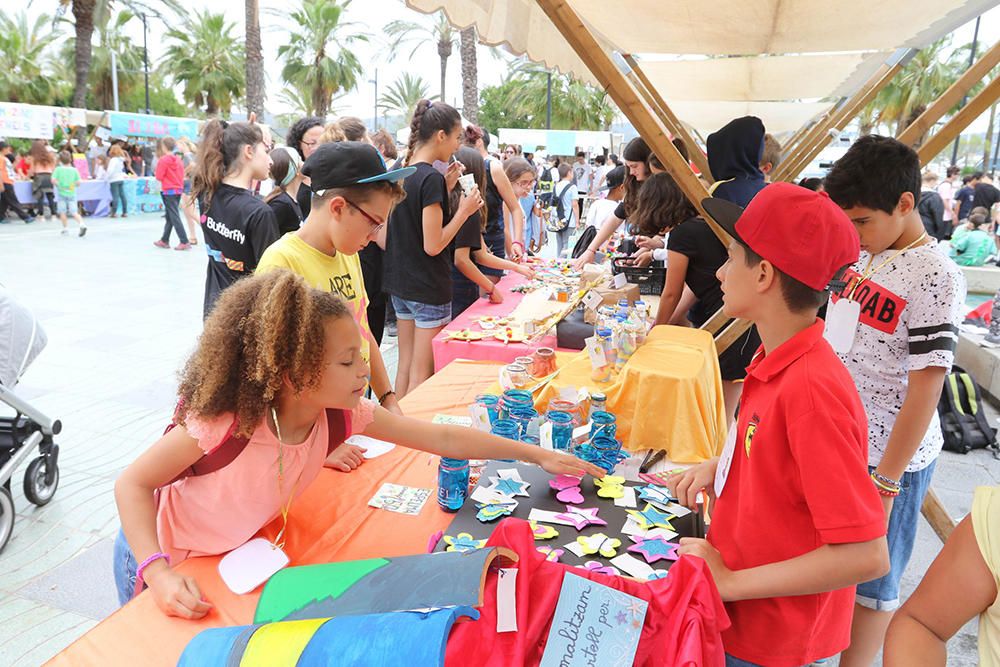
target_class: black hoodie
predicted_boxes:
[707,116,767,208]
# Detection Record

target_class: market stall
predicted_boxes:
[13,177,162,218]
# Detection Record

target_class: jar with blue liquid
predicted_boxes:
[474,394,500,425]
[510,406,539,440]
[437,457,470,512]
[546,410,575,452]
[499,389,533,421]
[491,419,520,462]
[590,411,618,441]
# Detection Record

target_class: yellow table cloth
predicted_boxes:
[535,325,727,463]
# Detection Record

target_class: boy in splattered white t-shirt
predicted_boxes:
[823,135,966,666]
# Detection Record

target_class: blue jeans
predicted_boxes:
[113,528,139,606]
[554,227,573,258]
[160,194,188,244]
[451,270,481,320]
[856,460,937,611]
[110,181,128,215]
[391,295,452,329]
[725,655,815,667]
[479,220,506,277]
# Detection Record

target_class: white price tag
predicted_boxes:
[714,423,738,498]
[824,297,861,354]
[469,403,493,432]
[583,290,604,311]
[496,569,518,632]
[585,336,607,369]
[539,421,554,450]
[613,272,628,289]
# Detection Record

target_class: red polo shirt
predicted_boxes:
[708,320,884,667]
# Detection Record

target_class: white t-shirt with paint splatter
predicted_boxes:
[829,242,967,472]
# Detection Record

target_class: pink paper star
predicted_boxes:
[554,505,607,531]
[627,536,679,564]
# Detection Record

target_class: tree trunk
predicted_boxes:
[460,27,478,124]
[245,0,265,117]
[72,0,97,109]
[437,40,452,104]
[985,103,998,171]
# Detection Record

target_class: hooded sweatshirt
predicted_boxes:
[707,116,767,208]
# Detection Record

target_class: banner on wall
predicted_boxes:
[108,112,199,139]
[0,103,89,140]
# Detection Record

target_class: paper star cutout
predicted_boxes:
[581,561,621,576]
[594,475,626,499]
[530,520,560,540]
[554,505,607,530]
[576,533,622,558]
[627,536,679,564]
[537,546,564,562]
[636,484,675,507]
[487,475,531,497]
[626,503,675,531]
[647,571,669,581]
[476,500,517,522]
[443,532,487,553]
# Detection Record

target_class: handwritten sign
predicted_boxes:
[367,483,431,516]
[108,111,198,139]
[540,572,647,667]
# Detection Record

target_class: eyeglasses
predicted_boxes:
[503,149,516,154]
[344,197,385,235]
[515,178,536,188]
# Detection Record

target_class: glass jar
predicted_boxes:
[515,356,535,369]
[531,347,557,378]
[474,394,500,425]
[510,406,540,440]
[546,410,575,452]
[437,457,470,512]
[499,389,533,421]
[590,392,607,415]
[521,435,540,446]
[590,411,618,441]
[591,436,623,473]
[502,363,530,389]
[592,327,614,383]
[548,399,583,427]
[491,419,520,462]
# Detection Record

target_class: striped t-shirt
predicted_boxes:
[829,242,966,472]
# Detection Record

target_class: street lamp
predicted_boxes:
[522,68,553,129]
[122,1,160,114]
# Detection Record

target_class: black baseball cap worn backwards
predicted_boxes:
[303,141,415,196]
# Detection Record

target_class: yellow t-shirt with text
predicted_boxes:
[257,233,372,363]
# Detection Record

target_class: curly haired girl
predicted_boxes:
[113,270,601,619]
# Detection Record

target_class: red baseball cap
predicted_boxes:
[702,182,860,291]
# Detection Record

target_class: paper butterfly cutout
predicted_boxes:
[549,474,583,491]
[647,570,669,580]
[549,474,584,504]
[636,484,675,507]
[443,532,487,553]
[487,475,531,497]
[594,475,626,499]
[626,503,675,531]
[557,486,584,504]
[529,520,560,540]
[555,505,607,530]
[580,561,621,576]
[627,536,680,564]
[476,500,517,522]
[537,546,564,562]
[576,533,622,558]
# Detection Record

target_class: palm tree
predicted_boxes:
[379,73,434,117]
[245,0,265,117]
[497,66,617,130]
[460,26,479,123]
[161,10,246,116]
[57,10,144,110]
[384,10,457,103]
[0,11,61,104]
[275,0,368,118]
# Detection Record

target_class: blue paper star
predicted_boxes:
[626,503,675,531]
[494,477,529,496]
[637,484,675,507]
[647,570,669,581]
[627,536,679,564]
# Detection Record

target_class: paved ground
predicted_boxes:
[0,212,995,665]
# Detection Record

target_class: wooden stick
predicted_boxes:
[917,74,1000,166]
[921,488,956,543]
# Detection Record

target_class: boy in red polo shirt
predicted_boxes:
[669,183,889,667]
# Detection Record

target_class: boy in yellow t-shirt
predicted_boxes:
[258,142,412,472]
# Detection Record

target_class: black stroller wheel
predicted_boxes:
[23,456,59,506]
[0,486,13,552]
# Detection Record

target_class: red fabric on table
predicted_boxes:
[432,272,565,371]
[445,519,729,667]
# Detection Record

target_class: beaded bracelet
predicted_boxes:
[872,471,901,489]
[134,552,170,599]
[870,473,900,496]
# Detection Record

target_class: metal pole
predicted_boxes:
[111,50,120,112]
[546,71,552,129]
[373,69,378,131]
[992,122,1000,173]
[141,13,151,114]
[951,16,981,166]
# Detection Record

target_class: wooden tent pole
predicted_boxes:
[899,40,1000,148]
[775,49,913,182]
[770,102,845,182]
[917,74,1000,165]
[624,54,714,182]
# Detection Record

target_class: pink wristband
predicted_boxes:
[134,552,170,599]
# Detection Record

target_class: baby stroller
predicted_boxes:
[0,287,61,553]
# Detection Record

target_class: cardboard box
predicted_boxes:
[581,263,612,288]
[583,283,641,324]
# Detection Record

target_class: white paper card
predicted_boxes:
[529,508,577,527]
[469,404,493,432]
[583,290,604,311]
[610,553,654,580]
[345,435,396,459]
[614,486,638,508]
[621,517,678,541]
[218,538,289,595]
[585,336,607,369]
[540,421,554,450]
[714,423,738,498]
[663,501,693,518]
[471,485,510,505]
[572,424,591,444]
[563,541,587,558]
[497,568,519,633]
[432,414,473,427]
[613,272,628,289]
[368,483,431,515]
[824,298,861,354]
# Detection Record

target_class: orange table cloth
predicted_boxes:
[48,361,502,667]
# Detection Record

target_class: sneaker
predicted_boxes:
[60,229,68,235]
[982,334,1000,348]
[385,322,398,338]
[78,225,87,237]
[153,240,169,249]
[174,243,191,251]
[24,216,35,224]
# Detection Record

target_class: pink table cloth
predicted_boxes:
[432,273,568,371]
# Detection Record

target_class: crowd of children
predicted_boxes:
[89,101,999,666]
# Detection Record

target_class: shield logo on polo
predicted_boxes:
[744,416,759,458]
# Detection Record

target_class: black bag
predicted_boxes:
[938,365,999,455]
[571,226,598,259]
